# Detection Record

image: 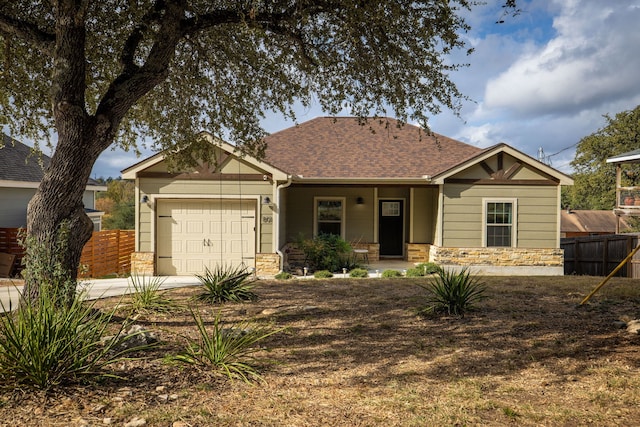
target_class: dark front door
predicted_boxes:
[379,200,404,257]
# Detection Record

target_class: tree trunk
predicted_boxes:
[23,131,102,307]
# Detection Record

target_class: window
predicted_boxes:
[484,200,516,247]
[315,198,345,237]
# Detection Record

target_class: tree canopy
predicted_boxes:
[0,0,517,302]
[567,105,640,210]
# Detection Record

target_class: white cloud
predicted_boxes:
[484,0,640,117]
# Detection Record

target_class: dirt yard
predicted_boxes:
[1,275,639,426]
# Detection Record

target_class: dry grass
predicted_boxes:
[1,275,639,426]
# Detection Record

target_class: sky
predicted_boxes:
[91,0,640,179]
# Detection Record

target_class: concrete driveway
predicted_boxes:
[0,276,202,312]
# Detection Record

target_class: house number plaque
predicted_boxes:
[262,215,273,224]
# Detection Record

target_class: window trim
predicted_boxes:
[313,197,346,238]
[482,198,517,248]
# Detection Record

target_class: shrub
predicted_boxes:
[128,274,178,313]
[0,287,142,390]
[405,267,424,277]
[173,309,281,382]
[313,270,333,278]
[274,272,293,280]
[349,268,369,278]
[195,265,257,303]
[296,233,352,272]
[417,268,486,316]
[416,262,442,275]
[381,269,403,278]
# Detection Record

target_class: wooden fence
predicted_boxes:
[0,228,135,279]
[561,234,640,278]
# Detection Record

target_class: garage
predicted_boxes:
[156,199,256,275]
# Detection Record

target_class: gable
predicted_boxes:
[432,144,573,186]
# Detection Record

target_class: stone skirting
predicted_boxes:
[131,252,155,276]
[406,243,431,263]
[351,242,380,262]
[256,253,280,276]
[429,246,564,267]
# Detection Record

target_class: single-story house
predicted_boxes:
[561,209,631,238]
[0,134,106,230]
[122,117,574,276]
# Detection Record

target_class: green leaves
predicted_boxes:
[418,268,486,316]
[174,309,281,383]
[568,105,640,210]
[195,265,257,304]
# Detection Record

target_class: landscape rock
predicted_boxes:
[626,319,640,334]
[124,417,147,427]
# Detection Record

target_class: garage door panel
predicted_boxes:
[157,199,256,275]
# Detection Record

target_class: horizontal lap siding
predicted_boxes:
[138,179,273,253]
[442,184,558,248]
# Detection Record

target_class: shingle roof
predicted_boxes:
[0,134,51,182]
[0,134,102,186]
[561,210,627,234]
[262,117,483,179]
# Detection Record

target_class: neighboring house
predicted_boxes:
[0,134,106,230]
[122,117,573,276]
[561,210,630,238]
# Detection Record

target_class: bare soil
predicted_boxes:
[1,275,639,426]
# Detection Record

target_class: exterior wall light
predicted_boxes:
[356,196,364,205]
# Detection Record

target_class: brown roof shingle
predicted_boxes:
[263,117,483,179]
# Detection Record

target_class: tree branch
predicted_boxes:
[0,12,55,55]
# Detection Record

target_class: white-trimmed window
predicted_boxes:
[483,199,517,247]
[314,197,345,237]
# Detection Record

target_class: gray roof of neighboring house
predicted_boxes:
[0,134,102,186]
[606,149,640,164]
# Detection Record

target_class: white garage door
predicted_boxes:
[156,199,256,275]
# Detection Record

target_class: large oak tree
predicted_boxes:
[0,0,515,304]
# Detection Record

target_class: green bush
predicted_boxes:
[381,269,403,278]
[274,272,293,280]
[313,270,333,278]
[296,233,352,272]
[0,287,142,390]
[128,274,178,313]
[416,262,442,275]
[349,268,369,278]
[195,265,257,303]
[173,309,281,382]
[405,267,424,277]
[417,268,486,316]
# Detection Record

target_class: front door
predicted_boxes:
[379,200,404,257]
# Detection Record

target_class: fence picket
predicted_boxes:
[0,228,135,278]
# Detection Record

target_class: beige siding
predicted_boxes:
[284,186,376,243]
[137,171,274,254]
[411,187,437,243]
[442,183,558,248]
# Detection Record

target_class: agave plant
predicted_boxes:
[418,268,486,316]
[195,265,257,303]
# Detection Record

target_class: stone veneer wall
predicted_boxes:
[351,242,380,262]
[406,243,431,263]
[256,253,280,276]
[429,246,564,267]
[131,252,155,276]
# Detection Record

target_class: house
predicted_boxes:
[561,209,630,238]
[0,134,106,230]
[122,117,573,276]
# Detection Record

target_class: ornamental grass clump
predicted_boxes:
[381,269,403,278]
[418,268,486,316]
[0,287,140,391]
[128,274,178,313]
[195,265,257,303]
[173,309,281,382]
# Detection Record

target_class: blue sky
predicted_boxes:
[92,0,640,178]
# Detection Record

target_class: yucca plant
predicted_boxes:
[417,268,486,316]
[128,274,178,313]
[0,286,144,390]
[173,309,281,382]
[195,265,257,303]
